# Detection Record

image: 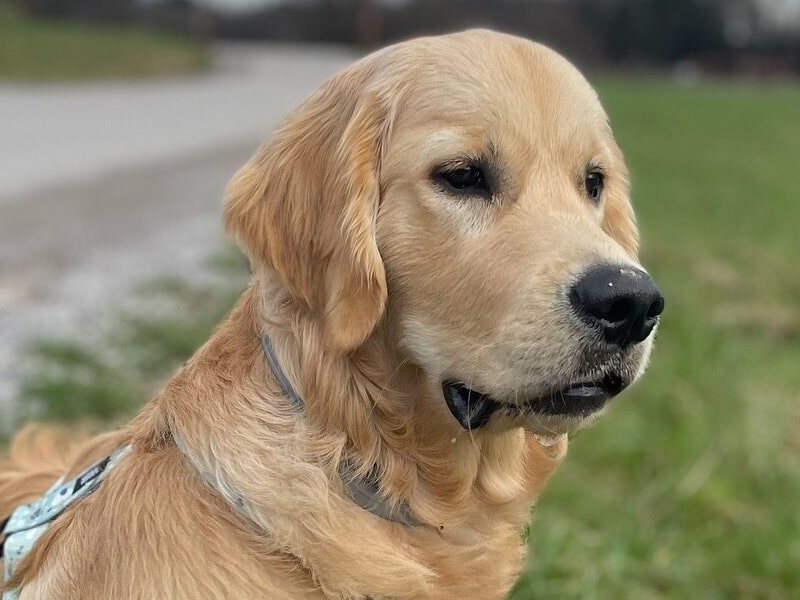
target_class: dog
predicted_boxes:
[0,29,663,599]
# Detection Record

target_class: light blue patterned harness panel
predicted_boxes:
[1,445,130,600]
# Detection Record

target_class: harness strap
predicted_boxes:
[174,335,421,527]
[260,334,304,410]
[259,334,421,527]
[2,445,131,599]
[0,516,8,558]
[2,334,420,598]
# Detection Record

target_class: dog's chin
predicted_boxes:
[441,372,627,434]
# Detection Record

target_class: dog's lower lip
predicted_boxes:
[443,372,625,427]
[558,373,624,403]
[530,373,624,415]
[442,380,495,430]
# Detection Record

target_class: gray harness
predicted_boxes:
[259,334,420,527]
[175,335,420,527]
[1,334,419,597]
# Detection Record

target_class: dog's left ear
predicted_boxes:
[223,65,392,352]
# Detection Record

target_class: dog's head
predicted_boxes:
[224,30,663,437]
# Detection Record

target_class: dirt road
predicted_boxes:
[0,43,354,416]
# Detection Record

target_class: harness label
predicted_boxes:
[72,455,112,495]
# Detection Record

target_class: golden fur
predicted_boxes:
[1,30,656,599]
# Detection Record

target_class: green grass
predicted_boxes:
[11,77,800,598]
[0,6,208,80]
[14,249,247,427]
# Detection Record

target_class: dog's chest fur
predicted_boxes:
[14,447,531,599]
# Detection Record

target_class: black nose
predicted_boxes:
[569,264,664,348]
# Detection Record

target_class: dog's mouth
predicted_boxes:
[442,372,627,430]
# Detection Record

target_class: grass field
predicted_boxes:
[0,6,207,80]
[11,76,800,598]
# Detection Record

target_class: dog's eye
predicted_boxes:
[585,171,604,202]
[437,166,490,197]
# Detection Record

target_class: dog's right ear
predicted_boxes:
[223,63,393,352]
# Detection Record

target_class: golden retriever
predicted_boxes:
[0,29,663,599]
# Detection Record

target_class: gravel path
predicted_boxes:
[0,43,354,416]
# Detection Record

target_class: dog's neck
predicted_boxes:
[143,281,567,597]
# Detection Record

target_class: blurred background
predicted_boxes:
[1,0,798,597]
